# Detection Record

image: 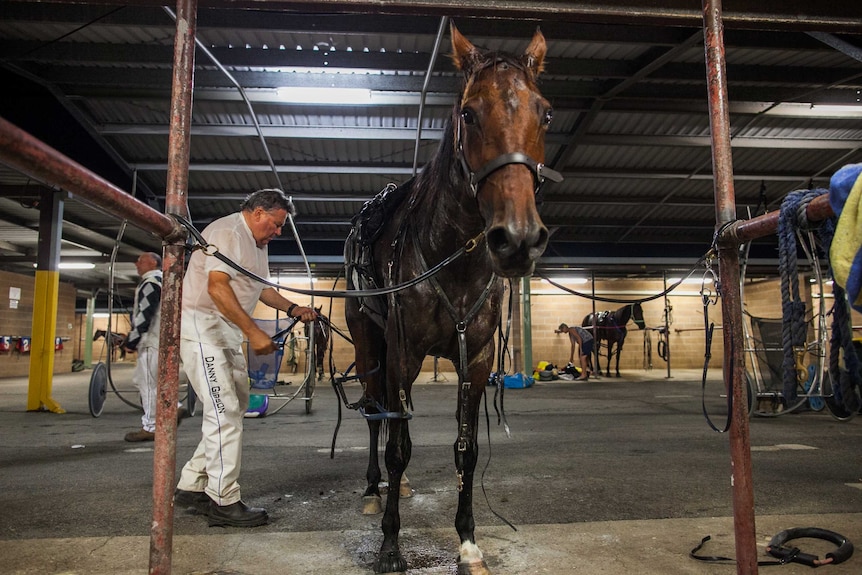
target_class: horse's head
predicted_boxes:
[450,24,556,277]
[632,302,646,330]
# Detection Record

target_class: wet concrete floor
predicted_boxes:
[1,364,861,574]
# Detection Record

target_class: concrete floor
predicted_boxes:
[1,363,861,574]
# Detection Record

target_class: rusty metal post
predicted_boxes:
[702,1,758,573]
[148,0,196,573]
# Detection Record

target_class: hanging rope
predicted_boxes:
[777,190,824,402]
[778,188,861,412]
[816,218,862,413]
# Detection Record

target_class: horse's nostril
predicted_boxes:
[486,227,509,254]
[487,224,549,257]
[535,226,549,251]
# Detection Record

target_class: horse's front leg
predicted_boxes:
[375,417,411,574]
[453,368,491,575]
[615,341,623,377]
[363,418,383,515]
[605,343,612,377]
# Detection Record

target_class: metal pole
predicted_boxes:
[521,275,533,379]
[663,271,671,379]
[149,0,195,573]
[724,194,833,244]
[702,1,758,573]
[591,272,599,377]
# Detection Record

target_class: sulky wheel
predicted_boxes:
[304,376,314,414]
[88,362,108,417]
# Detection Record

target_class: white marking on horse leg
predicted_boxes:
[458,541,484,562]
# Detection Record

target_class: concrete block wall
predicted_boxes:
[259,276,735,378]
[0,269,77,378]
[530,278,723,374]
[3,269,856,384]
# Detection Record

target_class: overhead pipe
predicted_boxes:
[702,1,758,574]
[163,5,284,192]
[723,194,834,244]
[412,15,449,176]
[0,117,180,242]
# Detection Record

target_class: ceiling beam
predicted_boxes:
[5,0,862,32]
[95,123,862,150]
[126,161,843,182]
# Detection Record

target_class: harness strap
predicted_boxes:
[692,527,854,567]
[172,213,473,300]
[410,224,498,479]
[455,120,562,198]
[699,268,733,433]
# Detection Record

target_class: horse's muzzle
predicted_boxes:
[485,222,548,277]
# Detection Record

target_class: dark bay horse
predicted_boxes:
[344,24,557,575]
[93,329,126,361]
[582,303,645,377]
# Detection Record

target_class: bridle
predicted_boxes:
[456,121,563,197]
[454,59,563,197]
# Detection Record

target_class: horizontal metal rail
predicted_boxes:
[0,116,181,241]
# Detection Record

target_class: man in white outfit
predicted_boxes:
[124,252,167,442]
[174,189,316,528]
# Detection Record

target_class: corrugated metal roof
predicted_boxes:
[1,3,861,295]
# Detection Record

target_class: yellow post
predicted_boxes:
[27,269,64,413]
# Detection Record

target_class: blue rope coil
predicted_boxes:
[778,190,824,402]
[817,218,862,412]
[778,188,861,411]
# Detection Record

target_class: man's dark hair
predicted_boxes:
[146,252,162,267]
[241,188,296,216]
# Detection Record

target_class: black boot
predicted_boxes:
[207,499,269,527]
[174,489,210,515]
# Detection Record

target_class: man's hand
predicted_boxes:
[292,305,318,323]
[249,327,277,355]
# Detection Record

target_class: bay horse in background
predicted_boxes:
[305,307,330,380]
[582,302,645,377]
[344,23,559,575]
[93,329,127,361]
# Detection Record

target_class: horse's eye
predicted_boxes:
[461,109,476,126]
[543,108,554,126]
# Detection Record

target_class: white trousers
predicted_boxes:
[177,341,249,506]
[134,346,158,433]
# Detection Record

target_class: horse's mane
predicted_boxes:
[411,109,460,199]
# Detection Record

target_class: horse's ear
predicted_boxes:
[450,22,482,76]
[523,27,546,77]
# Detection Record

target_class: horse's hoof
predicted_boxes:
[457,560,491,575]
[362,494,383,515]
[374,550,407,574]
[399,476,412,498]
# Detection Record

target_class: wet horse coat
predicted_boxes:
[344,24,556,575]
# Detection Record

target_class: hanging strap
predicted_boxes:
[699,265,732,433]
